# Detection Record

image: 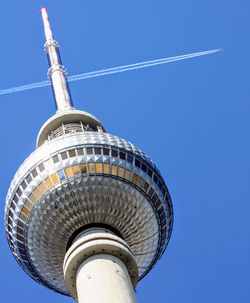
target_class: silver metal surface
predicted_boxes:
[5,131,173,295]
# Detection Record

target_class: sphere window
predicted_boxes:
[10,201,16,210]
[65,167,73,178]
[13,194,18,203]
[131,173,138,185]
[147,169,153,178]
[16,188,22,197]
[137,176,144,188]
[26,174,32,184]
[94,147,102,155]
[111,149,118,158]
[153,175,158,185]
[86,147,93,155]
[155,199,161,209]
[141,163,147,173]
[88,163,95,173]
[28,193,37,204]
[96,163,103,174]
[21,205,30,216]
[38,183,46,194]
[118,167,125,178]
[77,148,84,156]
[152,193,158,203]
[103,163,110,174]
[31,168,38,178]
[52,154,59,163]
[111,165,118,175]
[45,177,53,189]
[50,173,59,185]
[21,180,27,190]
[124,169,131,181]
[103,148,110,156]
[68,149,76,158]
[38,163,45,172]
[148,187,154,198]
[143,181,149,191]
[127,154,133,164]
[72,165,80,175]
[79,163,87,174]
[61,151,68,160]
[57,169,65,181]
[135,159,141,168]
[120,151,126,160]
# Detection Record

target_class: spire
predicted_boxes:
[41,7,73,112]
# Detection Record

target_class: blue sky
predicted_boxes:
[0,1,249,302]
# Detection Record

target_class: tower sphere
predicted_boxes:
[4,8,173,297]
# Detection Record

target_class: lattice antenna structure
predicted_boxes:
[41,7,73,112]
[5,8,173,303]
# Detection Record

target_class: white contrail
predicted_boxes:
[0,49,221,96]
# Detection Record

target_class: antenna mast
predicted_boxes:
[41,7,73,112]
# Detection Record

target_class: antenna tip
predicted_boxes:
[40,6,48,14]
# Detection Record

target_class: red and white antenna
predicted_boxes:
[41,7,73,112]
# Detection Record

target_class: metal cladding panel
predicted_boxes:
[26,177,159,293]
[5,131,173,295]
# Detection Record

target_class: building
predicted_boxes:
[4,7,173,303]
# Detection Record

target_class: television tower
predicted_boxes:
[5,8,173,303]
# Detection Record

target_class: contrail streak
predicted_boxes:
[0,49,220,96]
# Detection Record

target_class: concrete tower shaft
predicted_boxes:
[64,228,138,303]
